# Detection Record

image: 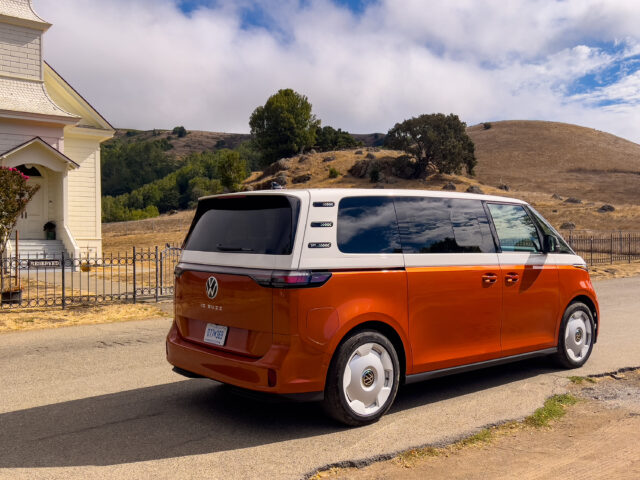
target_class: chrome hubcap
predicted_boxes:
[565,311,592,362]
[343,343,394,416]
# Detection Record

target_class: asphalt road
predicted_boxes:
[0,277,638,479]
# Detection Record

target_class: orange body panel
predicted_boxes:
[499,264,561,356]
[167,264,599,394]
[407,265,502,372]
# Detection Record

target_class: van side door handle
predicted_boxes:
[482,273,498,284]
[505,272,519,284]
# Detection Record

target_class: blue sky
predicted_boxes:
[35,0,640,143]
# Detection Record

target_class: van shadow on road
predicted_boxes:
[0,358,558,468]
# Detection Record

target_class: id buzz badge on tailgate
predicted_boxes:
[204,323,228,346]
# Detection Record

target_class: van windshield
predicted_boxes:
[184,195,300,255]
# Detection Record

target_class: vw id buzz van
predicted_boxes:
[166,189,599,426]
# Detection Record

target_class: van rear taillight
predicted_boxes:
[250,271,332,289]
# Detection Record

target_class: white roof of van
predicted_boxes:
[200,188,527,205]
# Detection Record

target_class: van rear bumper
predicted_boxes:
[166,322,326,395]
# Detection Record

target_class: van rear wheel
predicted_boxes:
[554,302,595,369]
[323,330,400,426]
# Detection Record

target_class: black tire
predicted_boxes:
[323,330,400,426]
[554,302,595,369]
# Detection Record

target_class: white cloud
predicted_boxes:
[34,0,640,143]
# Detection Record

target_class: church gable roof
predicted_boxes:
[0,136,80,170]
[44,62,115,133]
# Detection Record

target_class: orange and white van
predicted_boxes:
[166,189,599,425]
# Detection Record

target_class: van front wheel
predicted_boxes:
[323,330,400,426]
[554,302,595,369]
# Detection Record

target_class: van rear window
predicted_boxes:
[184,195,300,255]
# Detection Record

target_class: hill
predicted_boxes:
[102,120,640,236]
[468,120,640,205]
[112,128,250,158]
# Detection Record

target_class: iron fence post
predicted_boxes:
[61,252,66,309]
[155,246,159,302]
[590,236,593,265]
[133,246,137,304]
[610,233,613,264]
[1,255,4,306]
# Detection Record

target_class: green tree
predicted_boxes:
[249,88,320,165]
[0,167,40,257]
[101,139,176,196]
[385,113,476,177]
[216,150,247,191]
[315,126,361,151]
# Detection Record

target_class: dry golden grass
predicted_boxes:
[102,209,194,254]
[468,120,640,206]
[0,302,168,333]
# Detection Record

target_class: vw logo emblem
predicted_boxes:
[205,276,218,299]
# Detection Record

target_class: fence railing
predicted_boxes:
[567,232,640,265]
[1,233,639,309]
[0,245,181,310]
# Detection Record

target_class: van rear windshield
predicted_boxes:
[184,195,300,255]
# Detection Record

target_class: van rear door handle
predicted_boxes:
[505,272,519,284]
[482,273,497,284]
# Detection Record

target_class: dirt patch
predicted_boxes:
[0,301,170,333]
[589,263,640,280]
[312,370,640,480]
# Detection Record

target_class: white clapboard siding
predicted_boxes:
[0,121,63,153]
[65,136,98,239]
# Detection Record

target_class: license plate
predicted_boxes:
[203,323,228,346]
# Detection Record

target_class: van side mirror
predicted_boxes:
[543,234,556,253]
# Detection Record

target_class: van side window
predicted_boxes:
[487,203,541,252]
[395,197,495,253]
[337,197,401,254]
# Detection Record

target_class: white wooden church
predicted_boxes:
[0,0,114,258]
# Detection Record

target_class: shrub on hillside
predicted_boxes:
[172,126,188,138]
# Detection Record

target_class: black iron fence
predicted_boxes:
[1,233,639,309]
[567,232,640,265]
[0,245,181,310]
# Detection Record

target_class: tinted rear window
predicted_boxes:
[337,197,401,254]
[395,197,496,253]
[184,195,300,255]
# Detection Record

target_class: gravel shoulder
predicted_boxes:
[315,370,640,479]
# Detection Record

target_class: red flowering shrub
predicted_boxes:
[0,166,40,258]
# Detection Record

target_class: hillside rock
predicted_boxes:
[560,222,576,230]
[309,149,317,154]
[349,159,369,178]
[365,152,376,160]
[497,184,510,191]
[598,204,615,213]
[355,150,363,155]
[292,174,312,184]
[564,197,582,204]
[298,155,309,163]
[323,155,336,162]
[274,173,288,186]
[262,158,291,177]
[466,186,484,194]
[442,182,457,191]
[552,193,563,200]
